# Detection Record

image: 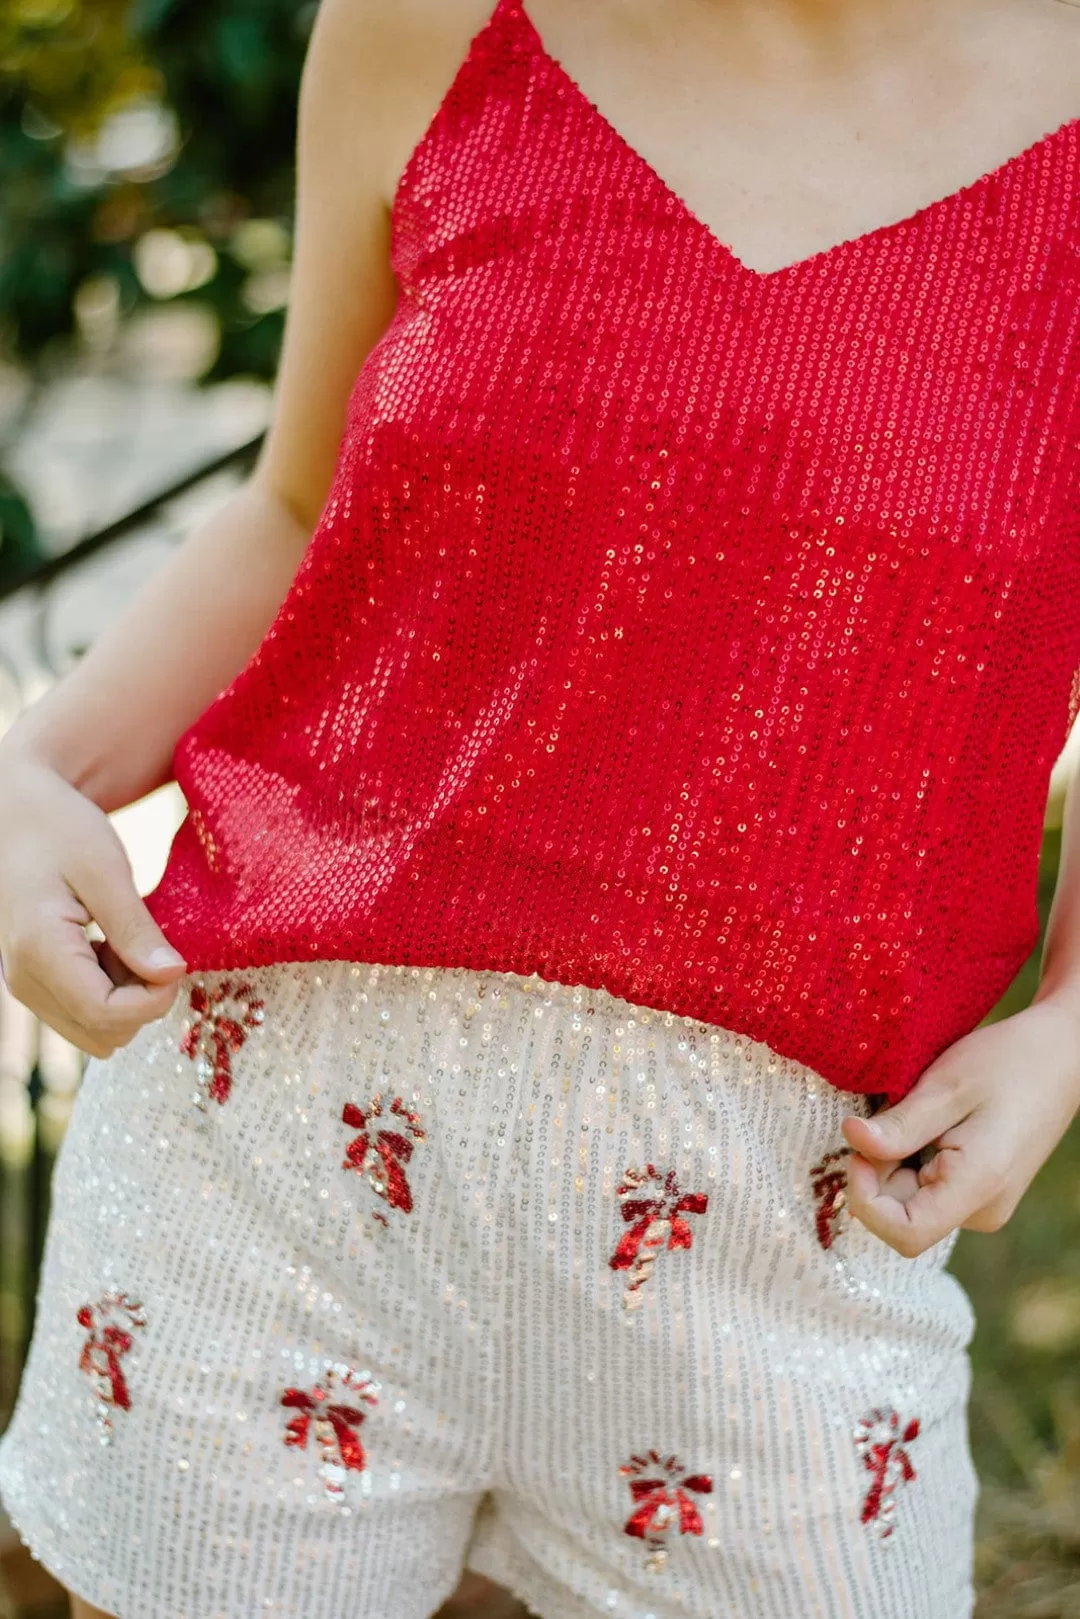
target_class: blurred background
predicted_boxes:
[1,1,1079,1615]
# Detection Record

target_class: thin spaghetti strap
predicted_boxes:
[389,0,527,229]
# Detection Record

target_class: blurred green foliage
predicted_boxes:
[0,0,312,587]
[0,0,312,379]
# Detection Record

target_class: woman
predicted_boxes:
[2,0,1080,1614]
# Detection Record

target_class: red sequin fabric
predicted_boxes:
[143,0,1080,1103]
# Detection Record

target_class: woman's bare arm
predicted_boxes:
[0,0,501,1050]
[1,0,414,810]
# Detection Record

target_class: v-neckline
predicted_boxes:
[512,0,1080,284]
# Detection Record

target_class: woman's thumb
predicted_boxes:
[141,937,188,974]
[81,865,187,981]
[120,920,187,979]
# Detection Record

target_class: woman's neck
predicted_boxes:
[689,0,984,83]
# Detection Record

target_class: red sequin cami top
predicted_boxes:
[143,0,1080,1104]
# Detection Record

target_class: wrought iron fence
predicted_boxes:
[0,433,264,1427]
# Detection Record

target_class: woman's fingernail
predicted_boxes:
[148,945,186,968]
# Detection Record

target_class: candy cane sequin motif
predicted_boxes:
[340,1095,425,1226]
[179,978,265,1110]
[620,1451,713,1573]
[76,1292,147,1443]
[281,1366,380,1504]
[810,1148,852,1249]
[855,1407,921,1539]
[609,1166,708,1308]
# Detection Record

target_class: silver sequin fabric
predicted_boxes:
[0,961,977,1617]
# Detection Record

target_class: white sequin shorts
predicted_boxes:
[0,960,978,1619]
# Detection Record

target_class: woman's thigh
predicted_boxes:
[70,1596,114,1619]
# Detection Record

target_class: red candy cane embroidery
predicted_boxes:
[77,1292,147,1443]
[810,1148,852,1249]
[855,1407,920,1539]
[609,1166,708,1309]
[341,1095,425,1226]
[179,978,265,1109]
[281,1366,380,1503]
[620,1451,713,1573]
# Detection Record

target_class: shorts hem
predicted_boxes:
[0,1457,122,1618]
[466,1526,607,1619]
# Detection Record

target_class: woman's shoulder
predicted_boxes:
[305,0,504,210]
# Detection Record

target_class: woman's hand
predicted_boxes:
[839,995,1080,1258]
[0,747,188,1059]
